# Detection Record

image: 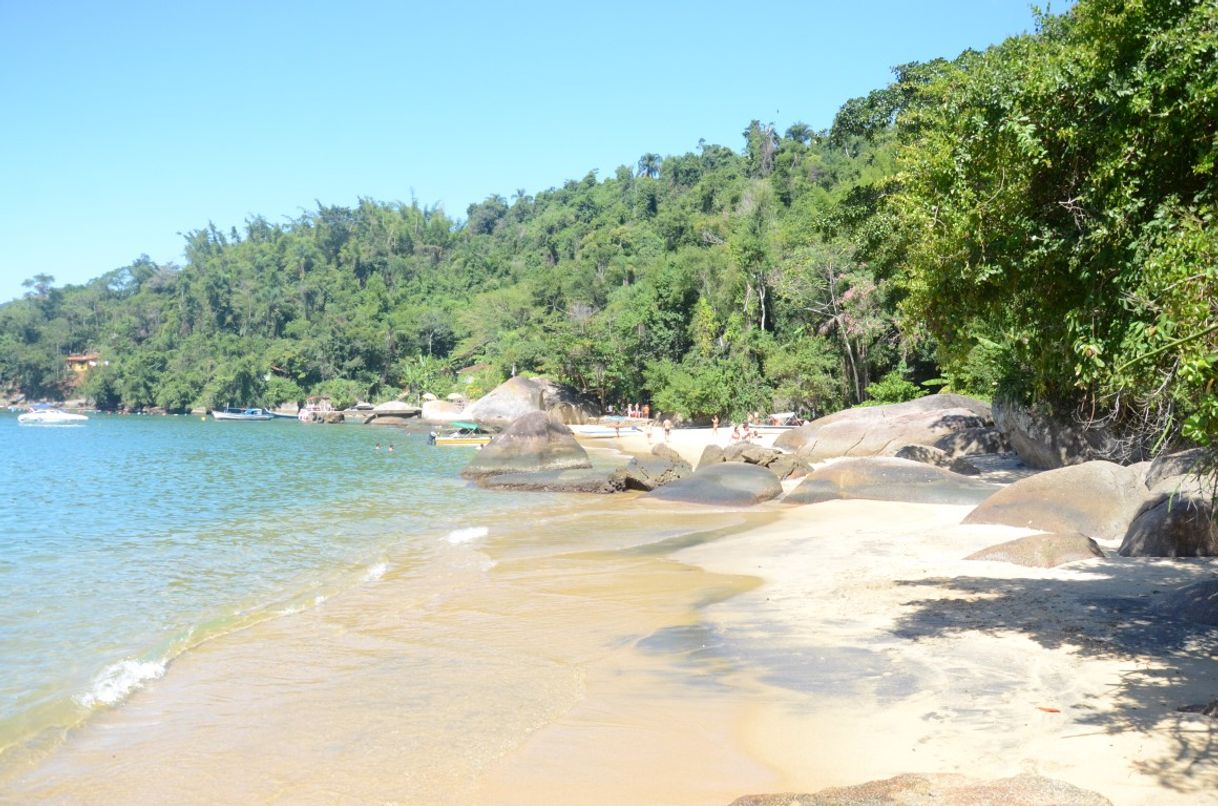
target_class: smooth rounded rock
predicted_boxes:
[1118,493,1217,557]
[461,411,591,478]
[1155,579,1218,626]
[775,395,992,461]
[963,461,1143,540]
[966,532,1105,567]
[785,458,998,506]
[646,462,782,506]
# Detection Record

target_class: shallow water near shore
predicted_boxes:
[0,412,785,801]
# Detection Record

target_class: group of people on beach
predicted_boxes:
[622,402,650,419]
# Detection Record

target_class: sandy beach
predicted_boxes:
[3,426,1215,804]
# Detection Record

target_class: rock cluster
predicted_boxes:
[958,452,1216,558]
[610,444,692,492]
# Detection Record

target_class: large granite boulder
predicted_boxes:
[610,444,692,492]
[774,395,992,462]
[1142,448,1210,489]
[477,469,623,494]
[963,461,1144,540]
[729,772,1112,806]
[1118,492,1217,557]
[646,462,782,506]
[784,457,998,506]
[1154,579,1218,626]
[966,532,1105,567]
[461,411,591,478]
[421,400,466,424]
[992,399,1142,469]
[465,376,599,428]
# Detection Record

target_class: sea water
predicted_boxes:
[0,412,550,766]
[0,413,785,802]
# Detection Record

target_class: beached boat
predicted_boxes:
[431,422,493,446]
[210,407,274,421]
[17,406,88,425]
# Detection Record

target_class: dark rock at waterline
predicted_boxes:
[784,458,998,506]
[963,461,1144,541]
[461,411,591,478]
[1154,578,1218,626]
[1120,491,1218,557]
[966,532,1105,568]
[610,444,692,492]
[992,398,1140,469]
[933,426,1011,458]
[728,772,1112,805]
[646,462,782,506]
[774,395,992,462]
[477,468,624,494]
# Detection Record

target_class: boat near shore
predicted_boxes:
[17,405,89,425]
[210,407,273,421]
[431,421,493,446]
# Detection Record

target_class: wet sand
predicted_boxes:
[3,487,1216,804]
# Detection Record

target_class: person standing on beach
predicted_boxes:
[642,403,650,420]
[711,415,719,434]
[662,418,672,442]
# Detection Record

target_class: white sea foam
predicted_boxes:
[446,526,489,544]
[75,659,167,708]
[363,562,389,582]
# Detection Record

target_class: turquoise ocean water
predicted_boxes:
[0,412,550,764]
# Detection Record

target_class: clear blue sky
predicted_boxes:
[0,0,1053,303]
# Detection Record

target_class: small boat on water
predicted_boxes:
[17,405,89,425]
[210,406,274,421]
[431,421,493,446]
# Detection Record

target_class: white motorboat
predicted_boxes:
[17,406,89,425]
[210,406,274,421]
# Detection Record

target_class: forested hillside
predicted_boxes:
[2,0,1214,453]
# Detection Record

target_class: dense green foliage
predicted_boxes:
[0,125,907,419]
[3,0,1214,453]
[893,0,1217,451]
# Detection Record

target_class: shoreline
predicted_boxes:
[2,427,1215,804]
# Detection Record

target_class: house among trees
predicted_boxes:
[66,353,100,377]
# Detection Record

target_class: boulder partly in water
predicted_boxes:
[610,444,692,492]
[461,411,591,478]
